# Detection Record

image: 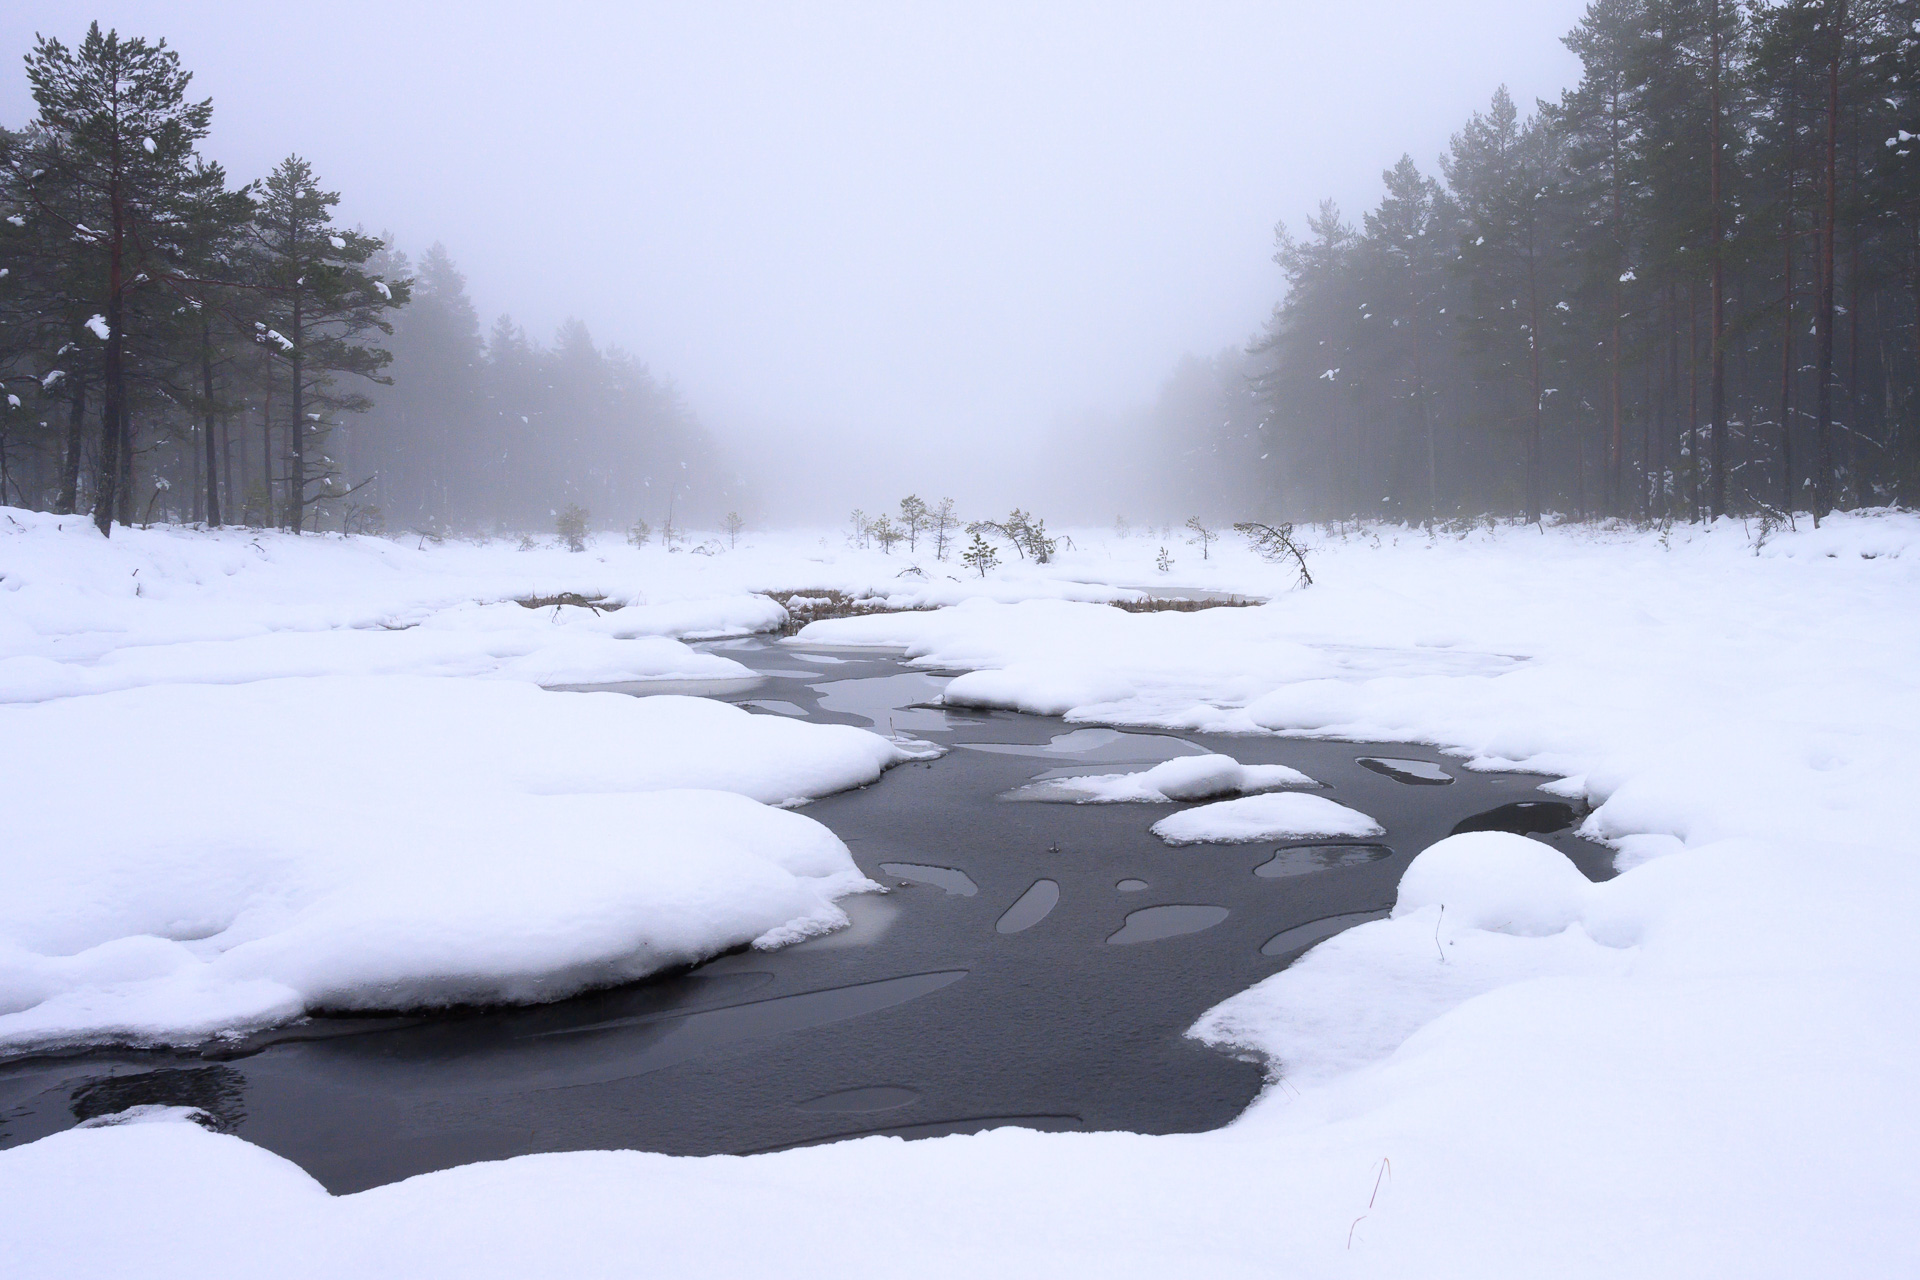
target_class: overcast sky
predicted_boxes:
[2,1,1589,506]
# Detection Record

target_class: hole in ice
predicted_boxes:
[960,728,1207,765]
[1106,905,1230,945]
[1356,756,1453,785]
[794,1085,921,1114]
[811,673,959,732]
[996,879,1060,934]
[1259,909,1390,958]
[70,1065,246,1134]
[1116,878,1149,892]
[1449,800,1576,837]
[1254,843,1395,878]
[878,862,978,896]
[744,699,808,716]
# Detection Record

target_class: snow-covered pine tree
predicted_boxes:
[20,24,249,534]
[249,156,408,532]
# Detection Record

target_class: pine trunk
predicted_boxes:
[1814,0,1844,520]
[289,293,305,533]
[1780,143,1796,512]
[1708,1,1728,517]
[95,136,125,537]
[1526,247,1544,523]
[59,377,85,515]
[201,320,220,526]
[260,355,274,529]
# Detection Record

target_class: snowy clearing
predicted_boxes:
[2,509,1918,1276]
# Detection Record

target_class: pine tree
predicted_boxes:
[1446,87,1568,522]
[248,155,407,532]
[19,24,246,534]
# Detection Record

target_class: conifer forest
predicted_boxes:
[1241,0,1920,523]
[7,6,1920,535]
[0,24,727,538]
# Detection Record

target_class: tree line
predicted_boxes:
[0,23,730,538]
[1214,0,1919,524]
[360,244,733,535]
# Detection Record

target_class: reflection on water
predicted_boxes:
[811,673,967,732]
[71,1065,247,1134]
[960,728,1206,765]
[1356,757,1453,785]
[1450,800,1577,836]
[1254,843,1395,878]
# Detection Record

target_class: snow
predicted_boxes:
[4,509,1920,1275]
[1151,791,1382,844]
[1007,752,1316,802]
[1391,831,1591,935]
[84,313,110,339]
[0,679,918,1053]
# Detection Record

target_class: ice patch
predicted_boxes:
[996,880,1060,933]
[1107,905,1230,944]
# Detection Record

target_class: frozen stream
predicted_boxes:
[0,637,1612,1193]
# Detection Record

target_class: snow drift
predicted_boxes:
[0,678,920,1053]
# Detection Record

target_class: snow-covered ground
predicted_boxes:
[4,507,1918,1277]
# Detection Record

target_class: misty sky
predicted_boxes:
[3,2,1589,507]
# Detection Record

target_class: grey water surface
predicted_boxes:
[0,637,1611,1193]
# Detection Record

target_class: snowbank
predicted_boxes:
[0,678,918,1053]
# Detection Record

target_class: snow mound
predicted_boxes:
[0,676,915,1054]
[940,662,1136,716]
[1150,792,1381,845]
[1392,831,1592,936]
[1009,753,1316,803]
[1195,833,1632,1089]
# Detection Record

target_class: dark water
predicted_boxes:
[0,638,1611,1192]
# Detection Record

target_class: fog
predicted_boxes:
[2,1,1587,522]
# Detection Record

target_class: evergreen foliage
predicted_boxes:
[0,23,733,536]
[1168,1,1920,523]
[961,532,1000,576]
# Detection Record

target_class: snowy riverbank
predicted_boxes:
[3,508,1917,1277]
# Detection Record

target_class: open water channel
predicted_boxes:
[0,635,1612,1192]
